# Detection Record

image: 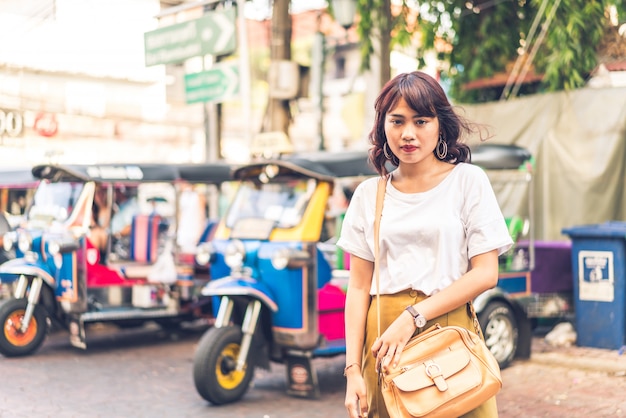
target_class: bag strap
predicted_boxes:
[467,300,483,337]
[374,176,387,338]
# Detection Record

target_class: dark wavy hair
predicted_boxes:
[368,71,476,176]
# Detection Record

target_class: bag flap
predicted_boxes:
[392,347,471,392]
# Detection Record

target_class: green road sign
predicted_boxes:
[184,62,239,104]
[144,9,236,67]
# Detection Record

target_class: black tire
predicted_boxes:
[478,301,518,369]
[193,326,255,405]
[0,298,48,357]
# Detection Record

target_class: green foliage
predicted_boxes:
[352,0,625,103]
[354,0,391,72]
[531,0,609,91]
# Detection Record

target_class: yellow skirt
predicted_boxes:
[361,289,499,418]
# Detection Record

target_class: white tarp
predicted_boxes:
[462,86,626,241]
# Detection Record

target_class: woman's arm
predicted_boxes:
[374,249,500,371]
[344,254,373,418]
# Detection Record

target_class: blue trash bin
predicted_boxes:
[562,221,626,350]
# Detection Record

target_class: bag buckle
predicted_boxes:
[424,360,448,392]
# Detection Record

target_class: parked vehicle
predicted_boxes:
[191,146,573,405]
[0,162,233,357]
[471,144,573,368]
[192,151,377,404]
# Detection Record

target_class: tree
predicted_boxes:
[381,0,626,103]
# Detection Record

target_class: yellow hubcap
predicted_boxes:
[216,342,246,389]
[4,309,38,347]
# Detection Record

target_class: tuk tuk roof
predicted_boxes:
[233,151,379,181]
[32,163,181,183]
[289,151,380,177]
[0,167,39,187]
[175,162,234,184]
[469,144,531,170]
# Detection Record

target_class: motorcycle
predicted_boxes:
[0,162,233,357]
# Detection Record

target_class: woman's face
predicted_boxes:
[384,97,440,166]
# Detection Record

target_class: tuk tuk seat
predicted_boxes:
[129,213,162,263]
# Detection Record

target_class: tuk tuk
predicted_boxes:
[471,144,573,368]
[0,162,233,357]
[192,151,377,404]
[191,146,572,404]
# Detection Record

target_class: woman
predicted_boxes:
[337,71,513,418]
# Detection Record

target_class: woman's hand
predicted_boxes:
[371,310,415,372]
[345,370,368,418]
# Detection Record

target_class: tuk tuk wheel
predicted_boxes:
[193,325,255,405]
[0,298,48,357]
[479,301,518,369]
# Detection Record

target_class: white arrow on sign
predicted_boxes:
[201,12,235,55]
[220,63,239,99]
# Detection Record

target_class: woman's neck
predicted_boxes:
[391,159,455,193]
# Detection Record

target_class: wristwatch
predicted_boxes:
[405,305,427,329]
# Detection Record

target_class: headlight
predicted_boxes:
[271,248,311,270]
[195,242,215,266]
[18,232,32,253]
[224,240,246,269]
[3,231,17,252]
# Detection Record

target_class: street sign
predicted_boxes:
[144,8,236,67]
[184,62,239,104]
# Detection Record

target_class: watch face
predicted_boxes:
[415,316,427,328]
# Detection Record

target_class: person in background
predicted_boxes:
[88,202,108,254]
[337,71,512,418]
[10,194,27,216]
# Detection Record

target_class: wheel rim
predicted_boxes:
[4,309,38,347]
[215,342,246,390]
[484,315,514,362]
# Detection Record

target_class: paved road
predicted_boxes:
[1,323,625,418]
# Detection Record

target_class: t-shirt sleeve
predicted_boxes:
[464,167,514,259]
[336,180,375,262]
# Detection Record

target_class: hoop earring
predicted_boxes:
[436,134,448,160]
[383,142,399,165]
[383,142,393,160]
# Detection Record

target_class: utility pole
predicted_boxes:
[311,12,326,150]
[265,0,292,136]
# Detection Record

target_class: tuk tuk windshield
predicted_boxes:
[28,181,85,223]
[225,178,315,230]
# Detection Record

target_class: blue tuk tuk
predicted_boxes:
[0,162,233,357]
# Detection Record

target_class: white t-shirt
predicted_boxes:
[337,163,513,296]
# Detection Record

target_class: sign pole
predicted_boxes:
[203,56,220,163]
[236,0,252,160]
